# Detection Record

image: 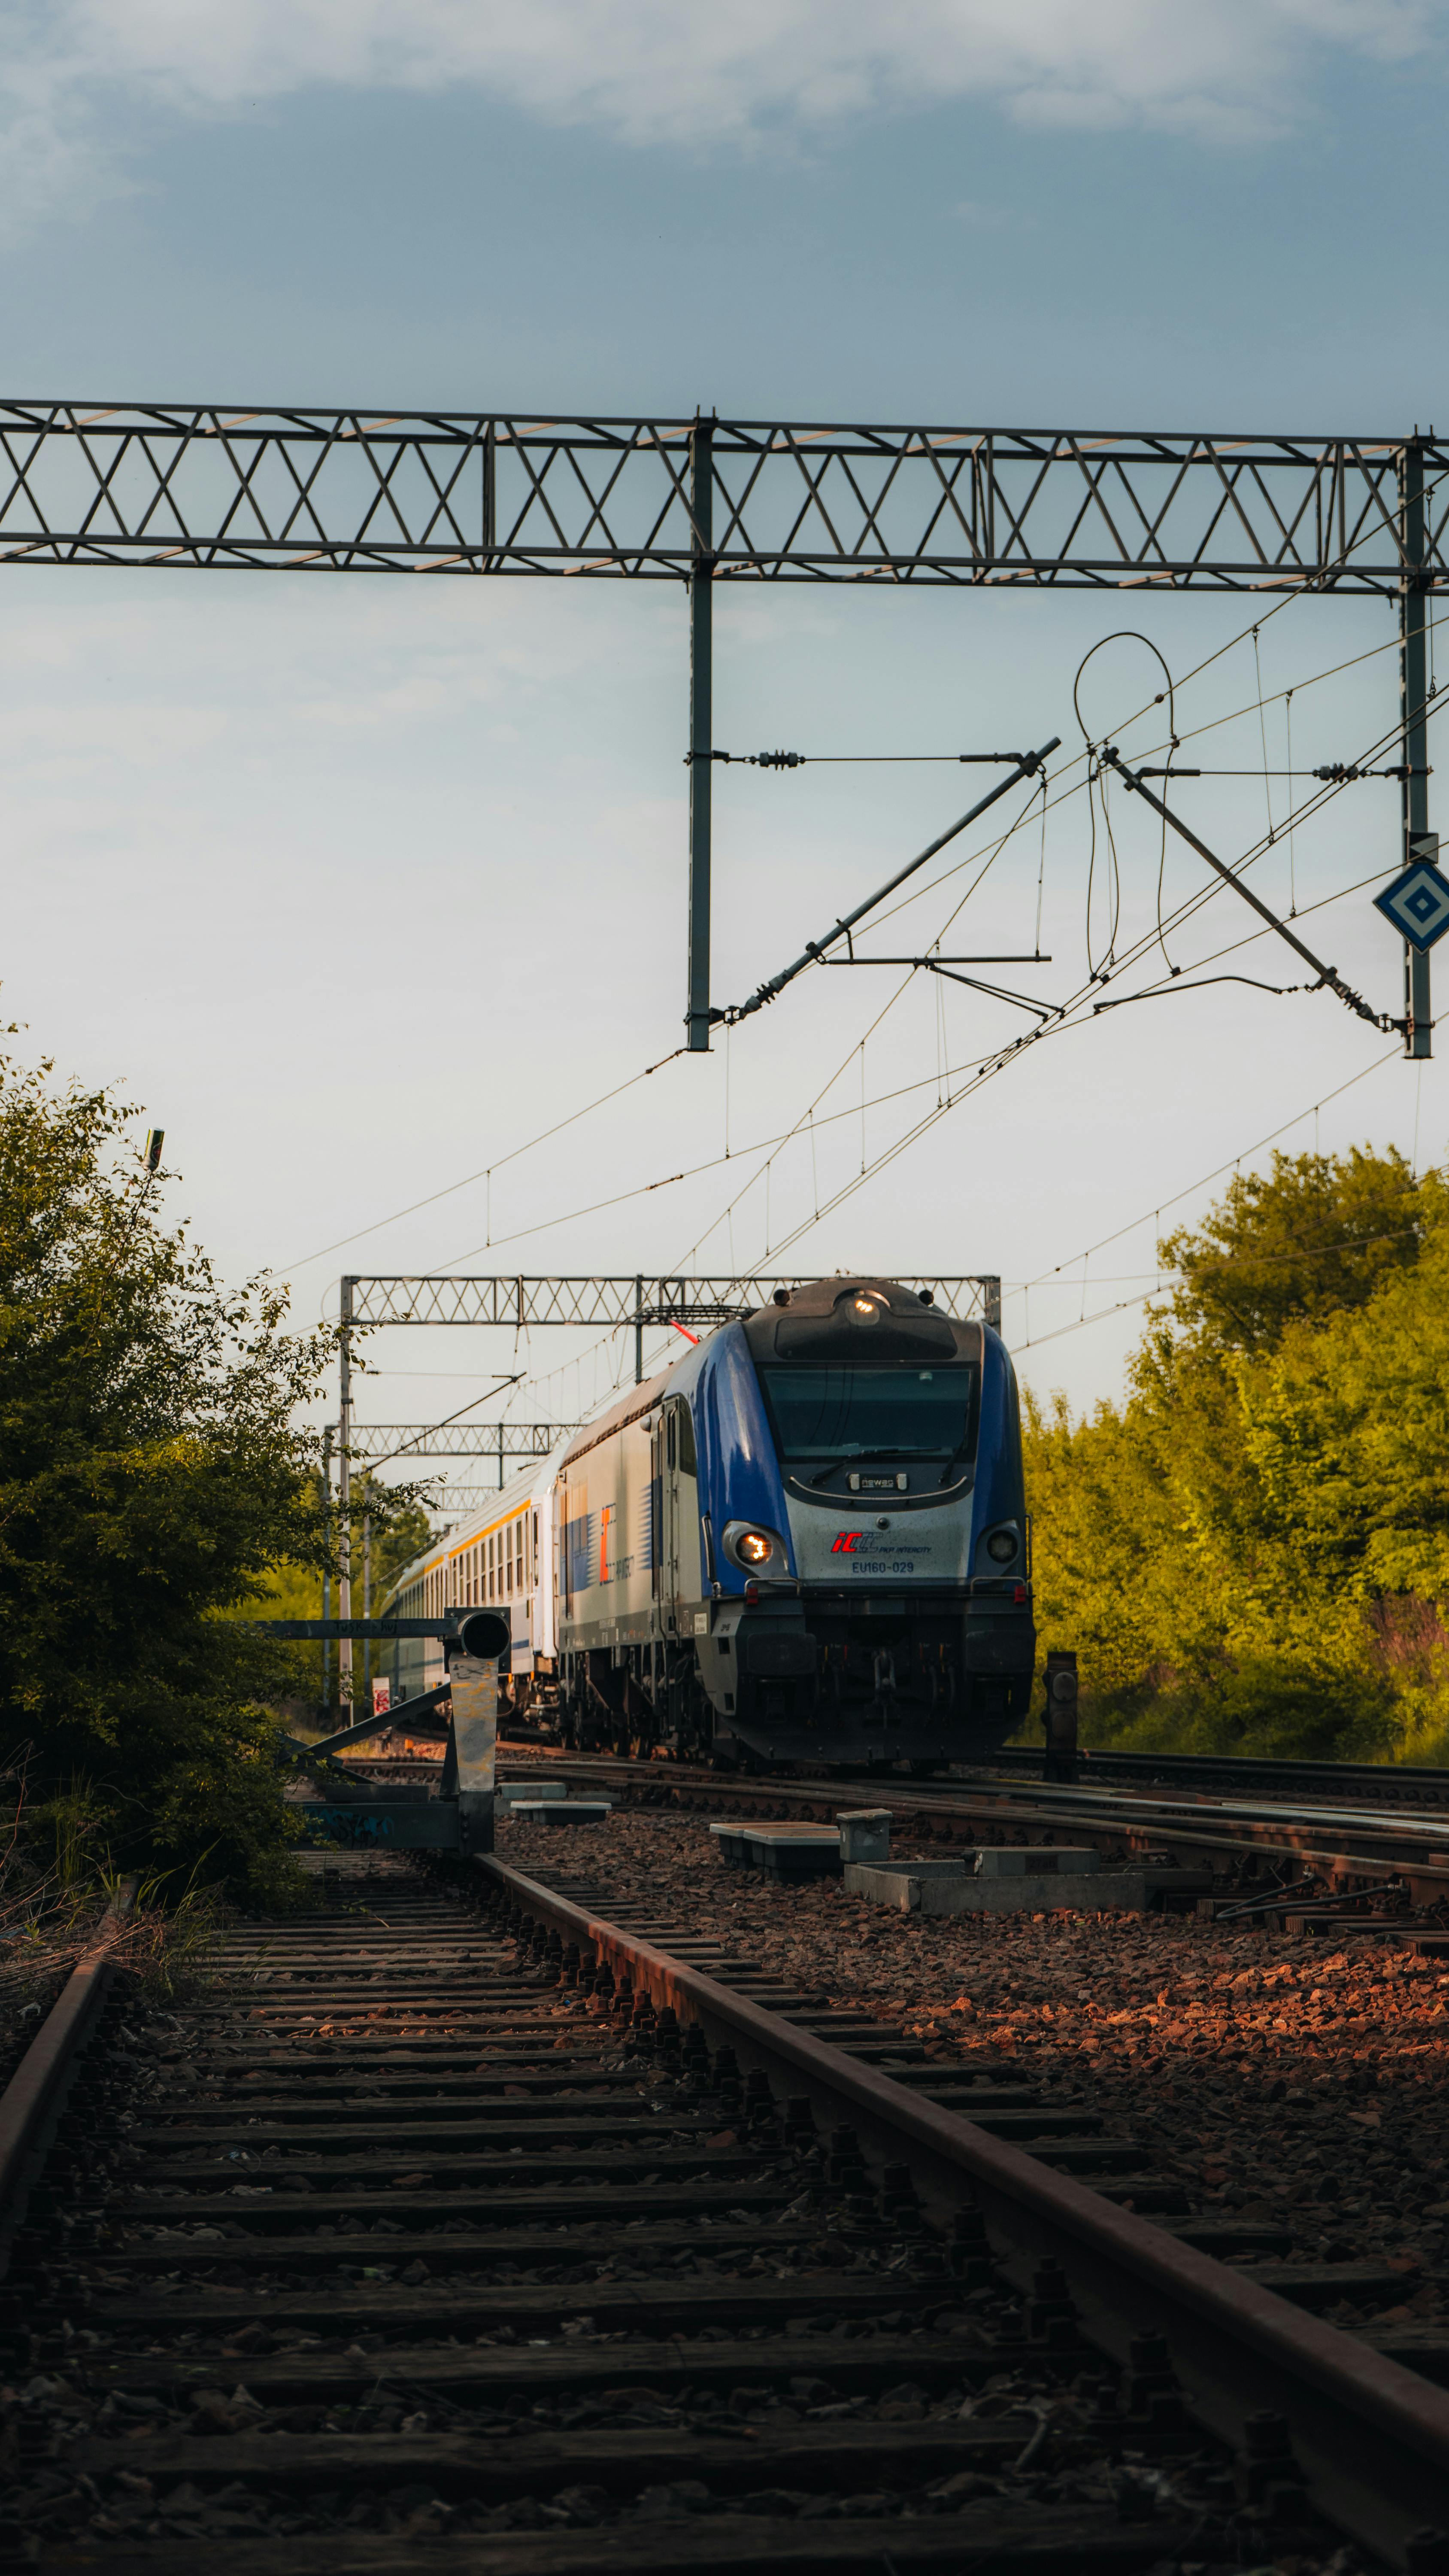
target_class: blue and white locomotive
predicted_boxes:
[388,1275,1034,1770]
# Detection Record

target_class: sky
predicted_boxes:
[4,1,1449,1505]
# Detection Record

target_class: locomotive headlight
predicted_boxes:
[985,1528,1019,1564]
[723,1520,785,1574]
[849,1295,880,1323]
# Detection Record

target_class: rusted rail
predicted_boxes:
[1,1850,1445,2568]
[483,1850,1449,2564]
[0,1886,134,2227]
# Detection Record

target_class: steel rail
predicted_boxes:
[0,1883,134,2225]
[482,1852,1449,2561]
[988,1746,1449,1805]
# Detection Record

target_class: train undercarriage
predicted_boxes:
[547,1602,1032,1771]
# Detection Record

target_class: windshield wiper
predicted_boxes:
[844,1445,951,1460]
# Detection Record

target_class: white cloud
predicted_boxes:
[0,0,1441,231]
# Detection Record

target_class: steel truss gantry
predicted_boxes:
[346,1420,576,1462]
[0,403,1437,1051]
[341,1271,1000,1334]
[0,407,1440,591]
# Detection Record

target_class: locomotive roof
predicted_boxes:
[742,1275,976,1366]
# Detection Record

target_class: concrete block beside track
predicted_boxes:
[846,1858,1210,1912]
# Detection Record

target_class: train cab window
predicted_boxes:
[758,1363,980,1468]
[673,1400,697,1476]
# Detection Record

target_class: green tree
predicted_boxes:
[1024,1145,1449,1765]
[1160,1144,1426,1354]
[0,1054,334,1897]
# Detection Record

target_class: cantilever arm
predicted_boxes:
[1103,749,1394,1033]
[716,738,1061,1028]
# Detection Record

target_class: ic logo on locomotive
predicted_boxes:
[830,1531,865,1555]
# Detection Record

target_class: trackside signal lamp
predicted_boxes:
[447,1607,512,1663]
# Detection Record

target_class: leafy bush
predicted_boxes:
[0,1054,334,1898]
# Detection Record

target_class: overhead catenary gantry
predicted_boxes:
[0,404,1440,1051]
[6,405,1438,1673]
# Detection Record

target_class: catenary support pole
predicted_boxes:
[686,417,715,1053]
[635,1274,644,1385]
[321,1423,333,1711]
[1400,439,1434,1060]
[362,1503,371,1705]
[338,1279,353,1696]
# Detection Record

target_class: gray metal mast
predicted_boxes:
[1400,439,1434,1059]
[321,1422,333,1710]
[338,1277,354,1697]
[687,418,714,1053]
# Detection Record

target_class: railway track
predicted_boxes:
[3,1852,1449,2569]
[985,1750,1449,1811]
[357,1738,1449,1817]
[455,1748,1449,1916]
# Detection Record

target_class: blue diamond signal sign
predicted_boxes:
[1374,854,1449,953]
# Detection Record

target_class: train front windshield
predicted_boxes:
[759,1364,979,1464]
